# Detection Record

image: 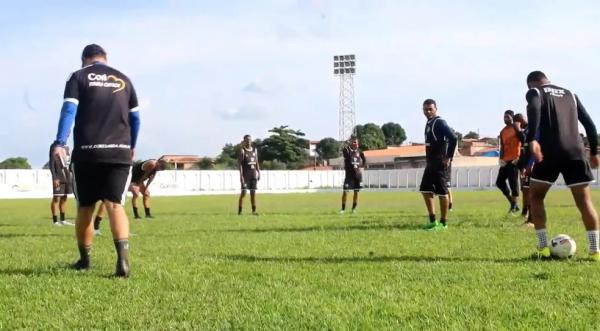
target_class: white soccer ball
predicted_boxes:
[550,234,576,259]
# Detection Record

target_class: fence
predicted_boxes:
[1,166,597,199]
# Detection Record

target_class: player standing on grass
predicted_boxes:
[496,110,522,213]
[339,136,366,214]
[51,44,140,277]
[129,159,167,219]
[420,99,457,230]
[525,71,600,260]
[49,144,74,226]
[238,135,260,215]
[514,113,533,226]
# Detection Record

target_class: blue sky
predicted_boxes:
[2,0,600,167]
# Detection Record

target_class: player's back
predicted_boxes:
[66,62,138,165]
[532,84,584,159]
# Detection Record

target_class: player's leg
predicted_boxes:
[420,166,437,228]
[435,169,450,228]
[352,190,359,213]
[438,195,449,228]
[51,196,59,225]
[238,189,246,215]
[529,181,552,257]
[130,184,141,219]
[570,184,600,258]
[104,164,133,277]
[70,162,98,269]
[421,192,436,228]
[564,160,599,259]
[508,163,520,212]
[141,185,152,218]
[250,190,257,215]
[59,195,70,224]
[74,205,95,269]
[94,201,106,235]
[496,166,513,210]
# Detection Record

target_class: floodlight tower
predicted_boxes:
[333,54,357,142]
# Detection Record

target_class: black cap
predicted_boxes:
[81,44,106,59]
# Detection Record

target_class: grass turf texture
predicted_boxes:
[1,190,600,329]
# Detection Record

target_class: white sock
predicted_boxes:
[536,229,548,248]
[587,230,599,253]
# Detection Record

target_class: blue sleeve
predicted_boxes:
[129,111,140,149]
[54,101,78,144]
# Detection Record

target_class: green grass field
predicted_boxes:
[1,190,600,330]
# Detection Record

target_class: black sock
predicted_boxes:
[429,214,436,223]
[133,207,140,218]
[238,206,242,215]
[449,202,453,209]
[440,219,447,226]
[352,202,357,210]
[144,207,151,217]
[52,215,58,223]
[114,239,129,262]
[78,244,91,264]
[94,216,102,230]
[60,212,65,221]
[252,205,256,213]
[341,203,346,211]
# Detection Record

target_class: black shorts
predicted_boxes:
[72,162,132,207]
[420,163,449,196]
[444,165,452,187]
[343,175,362,191]
[52,181,73,196]
[242,178,258,192]
[531,159,594,187]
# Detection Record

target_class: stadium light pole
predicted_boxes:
[333,54,357,142]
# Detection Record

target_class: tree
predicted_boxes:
[215,143,241,169]
[258,126,309,169]
[197,158,214,170]
[0,157,32,169]
[316,138,341,161]
[354,123,386,150]
[464,131,480,140]
[381,122,407,146]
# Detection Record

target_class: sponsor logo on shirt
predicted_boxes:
[543,87,565,98]
[87,73,126,93]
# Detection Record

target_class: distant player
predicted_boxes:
[238,135,261,215]
[525,71,600,260]
[514,113,533,226]
[129,159,167,219]
[339,136,366,214]
[420,99,457,230]
[496,110,522,213]
[51,44,140,277]
[49,144,74,226]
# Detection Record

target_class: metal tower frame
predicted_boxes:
[333,54,357,141]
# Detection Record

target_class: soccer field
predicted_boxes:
[1,190,600,329]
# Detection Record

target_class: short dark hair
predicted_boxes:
[81,44,106,59]
[504,110,514,117]
[526,71,547,83]
[243,134,251,140]
[423,99,437,107]
[514,113,524,122]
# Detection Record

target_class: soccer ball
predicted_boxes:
[550,234,576,259]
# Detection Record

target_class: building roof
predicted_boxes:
[159,155,203,163]
[363,145,426,158]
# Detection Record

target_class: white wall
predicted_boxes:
[1,167,597,199]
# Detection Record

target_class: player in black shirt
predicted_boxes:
[419,99,457,230]
[340,136,366,214]
[129,159,167,219]
[525,71,600,260]
[49,144,74,226]
[238,135,261,215]
[514,113,533,226]
[51,44,140,277]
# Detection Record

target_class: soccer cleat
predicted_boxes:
[339,210,345,214]
[252,212,259,216]
[94,229,102,236]
[531,246,552,260]
[134,215,142,220]
[589,252,600,262]
[70,259,90,270]
[522,221,535,228]
[115,259,130,278]
[422,221,439,230]
[351,209,357,214]
[52,222,63,227]
[60,220,74,226]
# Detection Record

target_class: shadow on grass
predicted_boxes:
[220,222,422,233]
[215,254,557,264]
[0,233,65,239]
